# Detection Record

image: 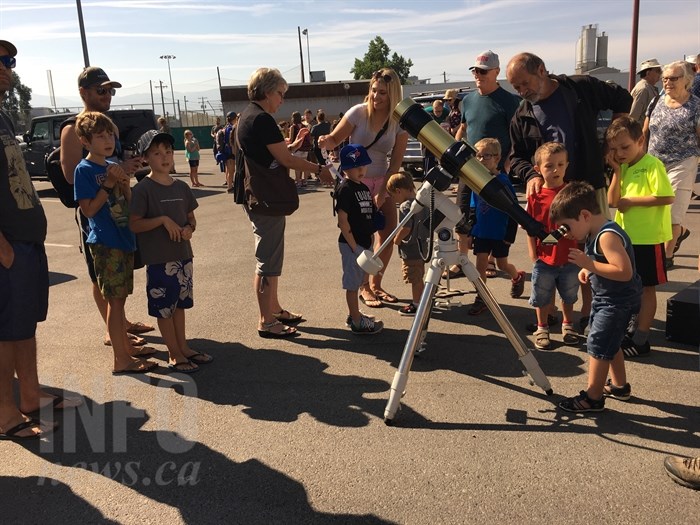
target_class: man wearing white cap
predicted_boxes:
[688,54,700,98]
[630,58,661,124]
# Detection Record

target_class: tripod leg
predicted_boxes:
[384,278,439,425]
[461,262,553,395]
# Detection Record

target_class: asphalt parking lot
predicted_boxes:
[1,151,699,524]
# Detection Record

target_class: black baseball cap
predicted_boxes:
[0,39,17,57]
[78,66,122,89]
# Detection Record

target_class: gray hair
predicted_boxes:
[247,67,287,101]
[663,61,694,91]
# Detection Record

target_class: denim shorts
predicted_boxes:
[529,260,579,307]
[0,242,48,341]
[146,259,194,318]
[586,302,635,360]
[339,242,366,291]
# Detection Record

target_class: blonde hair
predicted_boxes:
[247,67,287,101]
[474,137,501,156]
[365,68,402,123]
[534,142,568,167]
[386,171,414,193]
[74,111,116,142]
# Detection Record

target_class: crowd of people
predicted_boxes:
[1,36,699,490]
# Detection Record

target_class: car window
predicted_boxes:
[30,121,49,142]
[52,120,63,141]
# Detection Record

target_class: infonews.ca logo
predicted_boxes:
[35,372,203,487]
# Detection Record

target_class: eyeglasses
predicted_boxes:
[276,90,286,99]
[0,56,16,69]
[661,75,681,83]
[476,153,498,160]
[372,71,393,83]
[93,86,116,96]
[472,68,490,76]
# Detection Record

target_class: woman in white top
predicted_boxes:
[319,68,408,307]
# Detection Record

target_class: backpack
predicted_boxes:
[222,124,234,156]
[45,147,78,208]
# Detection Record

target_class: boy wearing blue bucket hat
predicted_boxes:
[334,144,384,334]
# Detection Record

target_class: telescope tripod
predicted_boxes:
[357,180,553,425]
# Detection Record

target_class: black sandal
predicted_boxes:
[559,390,605,413]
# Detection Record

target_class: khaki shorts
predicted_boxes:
[401,258,425,284]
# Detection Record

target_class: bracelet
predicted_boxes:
[100,184,114,194]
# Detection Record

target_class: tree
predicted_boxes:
[350,36,413,84]
[1,71,32,130]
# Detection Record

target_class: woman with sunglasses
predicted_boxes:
[319,68,408,307]
[644,61,700,269]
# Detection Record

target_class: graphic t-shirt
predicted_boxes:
[74,159,135,251]
[334,178,376,249]
[614,153,674,245]
[532,87,577,173]
[0,113,46,243]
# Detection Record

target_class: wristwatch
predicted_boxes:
[100,184,114,194]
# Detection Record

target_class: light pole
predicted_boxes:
[160,55,177,121]
[153,81,167,119]
[302,28,311,81]
[297,26,305,83]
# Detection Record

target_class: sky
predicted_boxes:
[1,0,699,111]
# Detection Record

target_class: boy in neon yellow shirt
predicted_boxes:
[606,116,674,359]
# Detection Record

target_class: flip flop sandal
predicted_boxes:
[273,309,304,324]
[187,352,214,364]
[373,289,398,303]
[485,263,498,278]
[0,419,46,441]
[168,361,199,374]
[258,320,298,339]
[126,321,155,335]
[359,291,384,308]
[24,395,83,417]
[130,346,157,357]
[112,360,158,375]
[104,333,146,347]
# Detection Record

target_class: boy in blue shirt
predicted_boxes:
[550,182,642,412]
[467,138,525,315]
[73,112,157,375]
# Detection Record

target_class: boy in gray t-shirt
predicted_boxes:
[387,172,430,316]
[129,130,213,373]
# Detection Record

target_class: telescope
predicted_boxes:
[393,99,561,245]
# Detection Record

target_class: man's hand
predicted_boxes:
[121,156,144,176]
[526,176,544,197]
[0,237,14,269]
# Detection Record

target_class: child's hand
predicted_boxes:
[161,217,182,242]
[578,268,590,284]
[568,247,591,271]
[181,225,193,241]
[616,197,632,213]
[605,151,620,173]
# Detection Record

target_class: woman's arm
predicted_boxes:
[267,141,333,185]
[387,132,409,174]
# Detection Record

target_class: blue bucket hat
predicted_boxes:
[339,144,372,171]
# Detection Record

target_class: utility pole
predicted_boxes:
[199,97,208,116]
[75,0,90,67]
[443,72,447,83]
[297,26,305,83]
[183,96,189,126]
[154,81,167,118]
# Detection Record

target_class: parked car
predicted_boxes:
[22,109,158,179]
[401,88,472,180]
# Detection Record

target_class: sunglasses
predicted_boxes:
[0,55,16,69]
[472,68,490,76]
[661,75,681,83]
[93,86,116,96]
[372,71,393,83]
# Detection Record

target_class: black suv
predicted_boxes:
[23,109,158,179]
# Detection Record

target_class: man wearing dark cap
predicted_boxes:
[60,65,154,350]
[630,58,661,124]
[0,39,79,439]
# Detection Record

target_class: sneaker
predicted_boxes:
[664,456,700,490]
[533,327,551,350]
[579,316,590,337]
[345,312,375,327]
[468,296,488,316]
[620,335,650,358]
[602,379,631,401]
[558,390,605,413]
[350,315,383,335]
[562,322,579,345]
[399,303,417,316]
[673,227,691,255]
[510,270,526,298]
[526,314,559,333]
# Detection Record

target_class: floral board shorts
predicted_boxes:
[89,244,134,299]
[146,259,194,318]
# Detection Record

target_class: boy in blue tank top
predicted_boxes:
[549,182,642,412]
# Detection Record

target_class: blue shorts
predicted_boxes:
[529,260,579,307]
[146,259,194,318]
[472,237,511,258]
[587,302,636,360]
[339,242,366,291]
[0,242,49,341]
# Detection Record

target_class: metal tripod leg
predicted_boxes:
[384,265,441,425]
[461,262,553,395]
